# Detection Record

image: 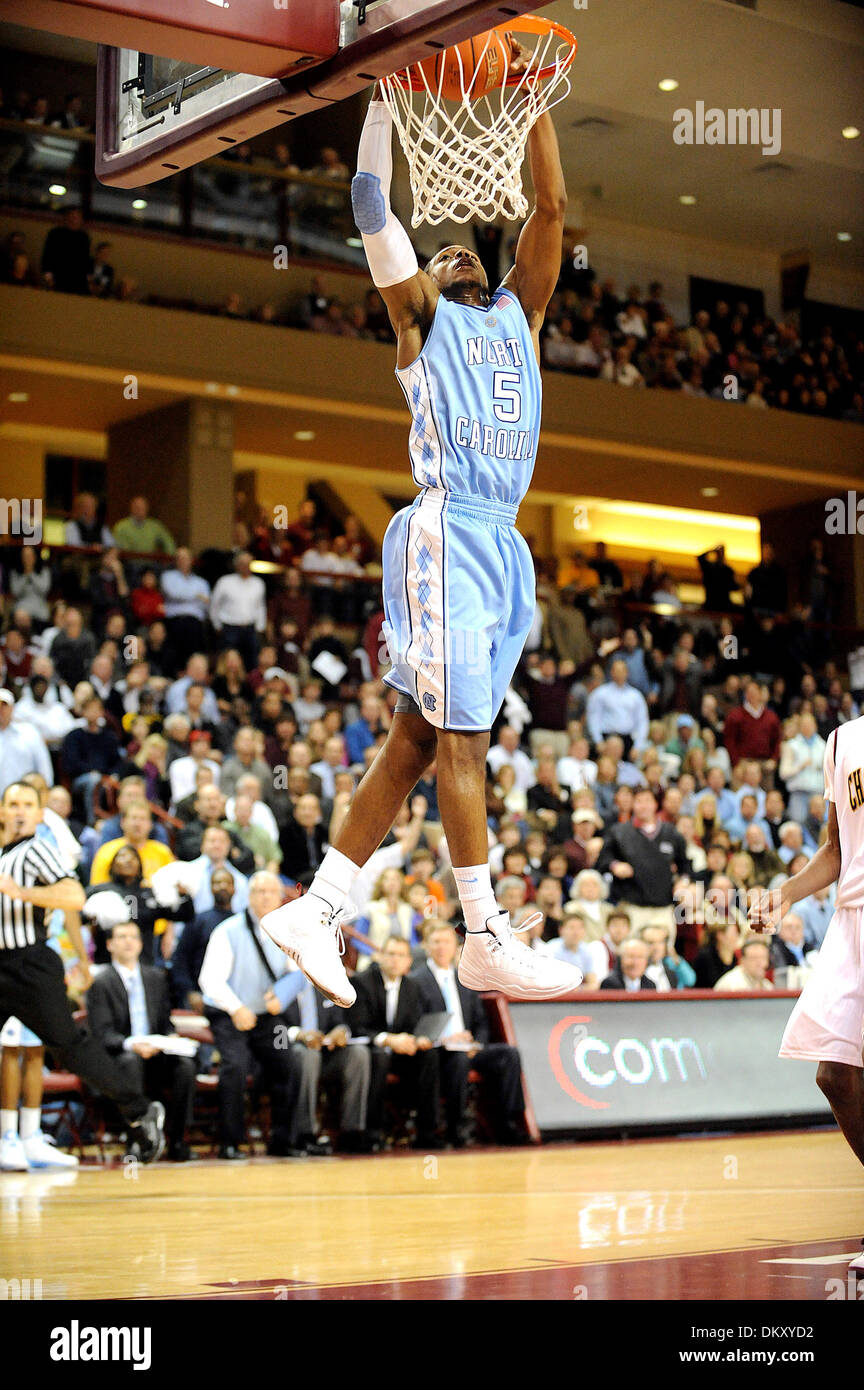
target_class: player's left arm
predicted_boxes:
[502,110,567,359]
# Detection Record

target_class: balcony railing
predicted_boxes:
[0,117,365,269]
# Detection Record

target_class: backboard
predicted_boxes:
[89,0,548,187]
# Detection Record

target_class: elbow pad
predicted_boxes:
[351,100,418,289]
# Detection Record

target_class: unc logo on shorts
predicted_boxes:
[422,692,437,712]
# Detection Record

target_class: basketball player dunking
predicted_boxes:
[749,715,864,1273]
[261,58,583,1008]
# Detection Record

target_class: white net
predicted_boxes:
[379,19,576,228]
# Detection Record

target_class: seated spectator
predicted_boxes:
[170,865,237,1009]
[60,693,121,824]
[413,923,527,1145]
[113,495,176,557]
[714,935,773,991]
[693,919,741,988]
[281,973,370,1154]
[198,871,305,1158]
[486,724,536,793]
[348,935,441,1150]
[355,867,415,964]
[344,694,388,766]
[166,655,220,725]
[9,547,51,628]
[168,729,220,808]
[770,913,813,977]
[90,800,175,887]
[594,908,633,977]
[85,842,191,964]
[600,937,656,991]
[223,790,282,874]
[86,920,197,1161]
[556,734,597,792]
[539,910,598,985]
[48,607,97,688]
[586,659,650,754]
[279,792,327,880]
[219,725,274,805]
[640,924,696,990]
[130,568,165,628]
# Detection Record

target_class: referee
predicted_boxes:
[0,781,165,1162]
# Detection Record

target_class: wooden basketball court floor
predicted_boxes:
[3,1129,861,1301]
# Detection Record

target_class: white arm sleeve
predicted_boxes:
[351,100,419,290]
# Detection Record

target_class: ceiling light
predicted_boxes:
[225,384,239,396]
[837,231,852,242]
[658,78,679,92]
[48,183,66,196]
[700,486,719,497]
[205,382,219,393]
[293,430,316,441]
[7,392,29,403]
[131,198,148,210]
[679,194,697,205]
[842,126,860,140]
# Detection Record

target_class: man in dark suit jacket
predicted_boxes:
[279,794,327,879]
[170,866,237,1008]
[281,983,371,1153]
[600,937,657,992]
[347,935,442,1148]
[87,920,197,1160]
[412,924,526,1145]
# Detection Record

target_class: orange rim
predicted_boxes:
[390,13,577,95]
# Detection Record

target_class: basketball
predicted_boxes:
[416,28,512,103]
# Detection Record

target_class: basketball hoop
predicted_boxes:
[379,14,577,227]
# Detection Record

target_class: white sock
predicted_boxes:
[453,864,499,934]
[310,848,362,913]
[1,1109,18,1137]
[20,1107,40,1140]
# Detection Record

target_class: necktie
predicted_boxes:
[385,982,398,1028]
[299,981,318,1031]
[439,969,458,1021]
[126,971,149,1037]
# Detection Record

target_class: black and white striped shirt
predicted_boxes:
[0,836,68,951]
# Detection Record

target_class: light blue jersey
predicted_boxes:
[382,283,540,732]
[395,286,541,506]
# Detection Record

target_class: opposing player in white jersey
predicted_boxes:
[261,62,583,1009]
[749,715,864,1271]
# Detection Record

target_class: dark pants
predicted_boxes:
[208,1009,301,1148]
[290,1041,370,1142]
[368,1045,440,1140]
[0,945,148,1122]
[218,624,259,671]
[112,1052,197,1146]
[439,1044,524,1137]
[166,616,207,667]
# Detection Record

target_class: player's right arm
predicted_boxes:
[351,92,438,367]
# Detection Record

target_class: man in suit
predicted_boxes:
[599,937,658,992]
[281,979,371,1153]
[279,793,327,879]
[198,871,305,1158]
[413,924,527,1146]
[348,935,441,1149]
[87,920,197,1161]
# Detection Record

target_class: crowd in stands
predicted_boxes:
[541,252,864,423]
[0,486,859,1161]
[3,194,863,422]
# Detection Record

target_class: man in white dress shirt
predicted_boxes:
[486,725,536,794]
[210,552,267,670]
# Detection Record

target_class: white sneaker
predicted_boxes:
[22,1131,79,1169]
[260,891,357,1008]
[458,911,584,1000]
[0,1130,28,1171]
